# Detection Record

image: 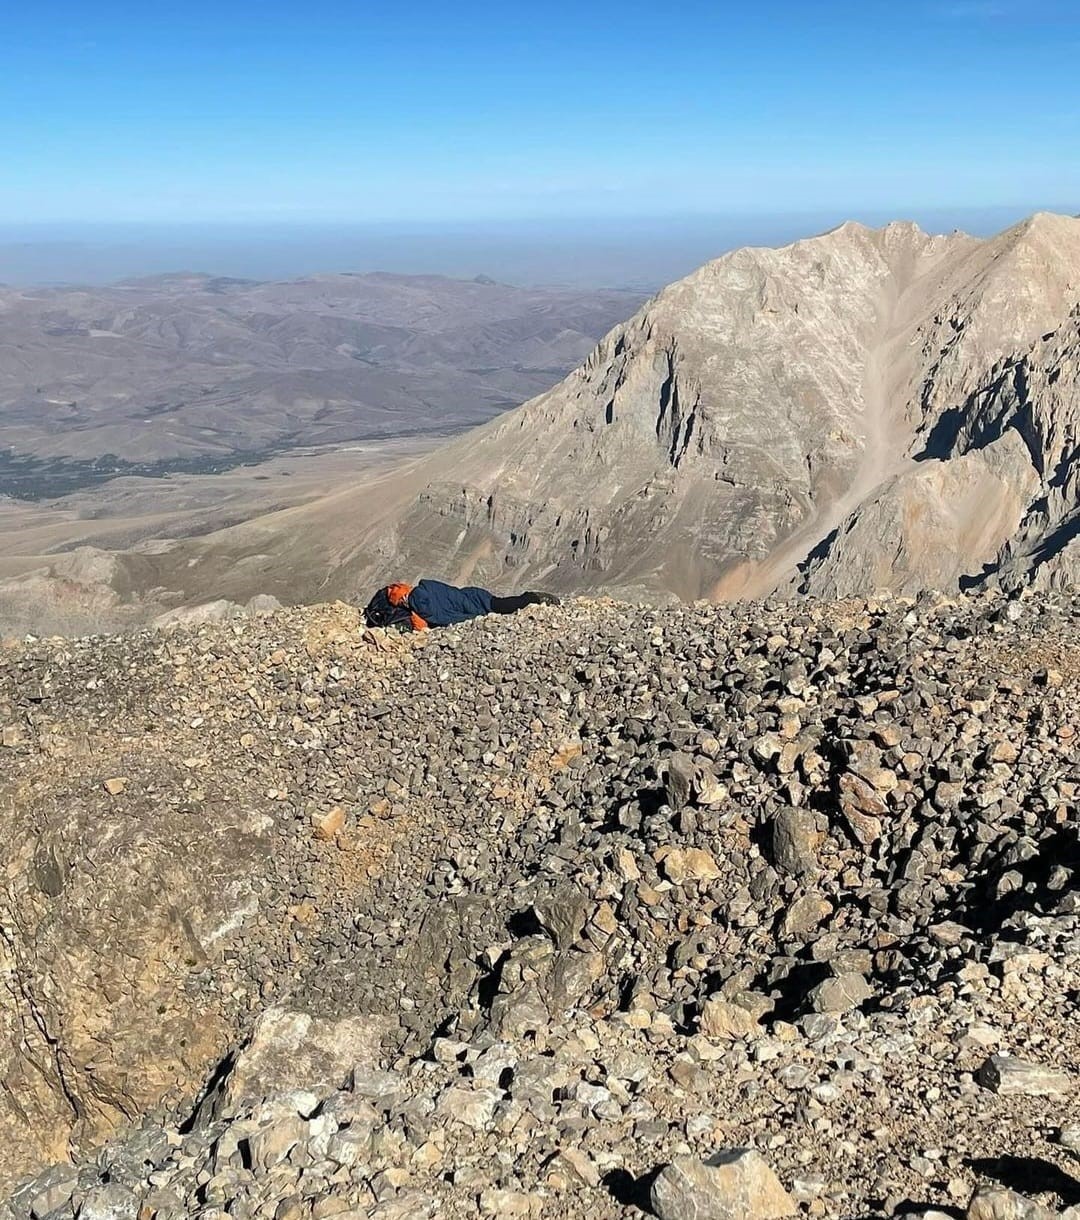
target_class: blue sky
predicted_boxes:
[1,0,1077,225]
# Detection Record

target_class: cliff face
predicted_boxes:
[311,211,1080,603]
[955,311,1080,593]
[798,217,1080,597]
[372,220,955,599]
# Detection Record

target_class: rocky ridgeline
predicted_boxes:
[0,591,1078,1219]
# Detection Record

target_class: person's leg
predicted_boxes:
[489,591,560,614]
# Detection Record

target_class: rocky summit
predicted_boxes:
[1,589,1079,1220]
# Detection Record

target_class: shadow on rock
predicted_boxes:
[968,1156,1080,1208]
[604,1166,663,1211]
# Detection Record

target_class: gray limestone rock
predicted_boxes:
[976,1055,1072,1097]
[651,1149,796,1220]
[808,973,874,1014]
[76,1183,141,1220]
[771,807,821,877]
[966,1185,1058,1220]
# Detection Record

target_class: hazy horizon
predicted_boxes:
[1,204,1074,291]
[5,1,1077,289]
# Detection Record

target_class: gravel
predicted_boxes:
[0,587,1078,1218]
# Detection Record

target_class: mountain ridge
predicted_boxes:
[340,209,1080,603]
[1,211,1079,636]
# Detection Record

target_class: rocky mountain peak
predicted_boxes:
[286,211,1080,608]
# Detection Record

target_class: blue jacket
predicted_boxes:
[408,579,493,627]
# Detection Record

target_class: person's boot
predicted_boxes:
[527,591,560,606]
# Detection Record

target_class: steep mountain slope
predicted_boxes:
[123,212,1080,615]
[799,218,1080,597]
[348,219,970,601]
[360,212,1080,601]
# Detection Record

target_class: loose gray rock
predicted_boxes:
[76,1183,141,1220]
[771,807,820,877]
[808,972,873,1014]
[651,1149,796,1220]
[976,1055,1072,1097]
[967,1185,1058,1220]
[1,589,1079,1220]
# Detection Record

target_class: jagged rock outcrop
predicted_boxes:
[962,312,1080,593]
[0,604,401,1188]
[351,218,970,600]
[801,298,1080,596]
[794,428,1041,597]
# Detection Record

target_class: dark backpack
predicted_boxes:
[363,586,418,630]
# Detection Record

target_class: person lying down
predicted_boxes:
[364,578,560,631]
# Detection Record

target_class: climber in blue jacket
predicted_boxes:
[364,579,559,630]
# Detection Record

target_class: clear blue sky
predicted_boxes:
[1,0,1077,225]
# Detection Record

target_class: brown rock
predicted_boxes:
[780,893,833,938]
[967,1185,1057,1220]
[699,997,760,1040]
[987,739,1019,764]
[696,770,729,806]
[844,739,898,793]
[660,847,721,884]
[838,772,885,845]
[311,805,346,841]
[479,1189,544,1218]
[546,1147,601,1187]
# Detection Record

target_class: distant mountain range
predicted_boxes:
[0,271,644,493]
[2,213,1079,634]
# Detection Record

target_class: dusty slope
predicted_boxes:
[1,590,1078,1219]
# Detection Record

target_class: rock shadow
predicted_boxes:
[968,1155,1080,1207]
[603,1166,662,1211]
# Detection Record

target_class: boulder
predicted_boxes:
[210,1009,390,1119]
[967,1185,1057,1220]
[976,1055,1071,1097]
[651,1149,796,1220]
